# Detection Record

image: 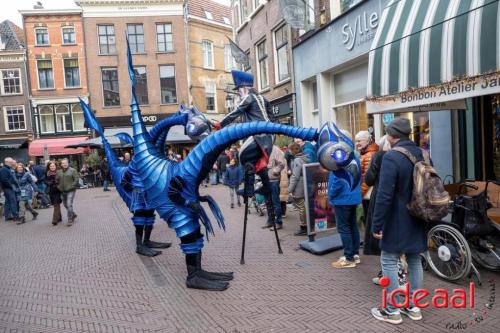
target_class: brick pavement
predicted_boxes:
[0,186,498,333]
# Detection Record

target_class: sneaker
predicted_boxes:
[400,307,422,321]
[371,307,403,325]
[372,277,381,285]
[269,224,283,230]
[294,227,307,236]
[332,257,356,268]
[261,223,274,229]
[354,255,361,264]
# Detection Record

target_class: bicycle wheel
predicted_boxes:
[470,234,500,271]
[426,224,472,281]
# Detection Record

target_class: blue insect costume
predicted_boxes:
[81,40,361,291]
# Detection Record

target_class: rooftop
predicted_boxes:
[187,0,231,27]
[0,20,24,51]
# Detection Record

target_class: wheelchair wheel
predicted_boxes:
[470,234,500,271]
[426,224,472,281]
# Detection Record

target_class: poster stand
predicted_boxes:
[299,163,344,255]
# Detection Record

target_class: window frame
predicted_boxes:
[202,40,214,70]
[71,103,86,132]
[255,39,269,91]
[39,105,55,134]
[205,81,217,113]
[0,68,22,95]
[55,104,72,133]
[101,67,121,107]
[204,11,213,20]
[156,23,173,53]
[3,105,27,132]
[134,66,149,105]
[61,26,76,45]
[63,58,81,89]
[36,59,54,90]
[158,64,178,105]
[97,24,117,55]
[273,24,290,84]
[127,23,145,54]
[34,27,50,46]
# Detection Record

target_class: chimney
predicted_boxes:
[33,1,44,9]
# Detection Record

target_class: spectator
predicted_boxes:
[371,118,427,324]
[217,151,230,183]
[263,145,286,229]
[123,152,131,165]
[328,130,362,269]
[288,143,309,236]
[100,157,111,192]
[279,161,289,218]
[0,157,20,221]
[355,131,379,227]
[294,138,317,163]
[46,162,62,225]
[56,158,79,226]
[224,159,243,208]
[15,163,39,224]
[29,160,50,208]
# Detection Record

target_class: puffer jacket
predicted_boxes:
[360,143,379,197]
[279,165,288,201]
[16,171,38,201]
[288,153,309,198]
[268,146,286,182]
[56,167,79,193]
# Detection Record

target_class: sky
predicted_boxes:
[1,0,231,27]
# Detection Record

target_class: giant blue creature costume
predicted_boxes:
[81,40,361,291]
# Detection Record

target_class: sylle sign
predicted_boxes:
[367,72,500,113]
[342,11,379,51]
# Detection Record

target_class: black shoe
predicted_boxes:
[231,203,234,209]
[261,223,274,229]
[16,217,26,225]
[237,202,241,207]
[186,273,229,291]
[143,240,172,249]
[294,226,307,236]
[136,245,162,257]
[32,212,39,220]
[270,224,283,230]
[189,252,234,282]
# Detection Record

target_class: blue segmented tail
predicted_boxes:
[149,112,188,153]
[115,132,133,145]
[79,98,131,207]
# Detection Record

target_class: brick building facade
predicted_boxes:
[185,0,233,120]
[76,0,189,130]
[0,20,32,163]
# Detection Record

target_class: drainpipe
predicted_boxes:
[183,0,193,106]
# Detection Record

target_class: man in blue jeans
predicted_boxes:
[328,131,362,268]
[262,146,285,229]
[371,118,427,325]
[0,158,20,220]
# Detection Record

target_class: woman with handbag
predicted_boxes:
[45,162,62,225]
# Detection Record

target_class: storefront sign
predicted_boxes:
[342,11,379,51]
[303,163,335,235]
[366,73,500,113]
[271,99,293,118]
[98,114,168,127]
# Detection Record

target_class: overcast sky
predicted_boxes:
[1,0,231,27]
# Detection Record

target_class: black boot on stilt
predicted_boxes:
[143,225,172,249]
[185,252,230,291]
[237,163,255,197]
[135,225,162,257]
[196,252,233,281]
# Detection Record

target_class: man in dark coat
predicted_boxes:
[371,118,427,325]
[0,158,19,220]
[216,151,230,184]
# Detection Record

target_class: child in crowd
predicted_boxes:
[224,159,243,208]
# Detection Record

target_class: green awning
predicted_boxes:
[367,0,500,113]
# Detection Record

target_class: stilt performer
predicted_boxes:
[81,38,360,291]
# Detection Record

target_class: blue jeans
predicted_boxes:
[36,182,50,206]
[3,188,18,219]
[62,191,76,220]
[103,180,109,190]
[381,251,423,312]
[334,205,360,261]
[269,181,282,224]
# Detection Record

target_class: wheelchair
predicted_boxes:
[425,180,500,285]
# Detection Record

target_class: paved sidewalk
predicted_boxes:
[0,186,498,333]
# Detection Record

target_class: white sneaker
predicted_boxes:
[400,307,422,321]
[354,255,361,264]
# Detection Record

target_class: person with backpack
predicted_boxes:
[371,118,447,325]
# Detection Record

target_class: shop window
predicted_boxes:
[159,65,177,104]
[55,104,72,132]
[39,105,55,134]
[71,104,85,132]
[98,25,116,55]
[156,23,173,52]
[202,40,214,69]
[134,66,149,105]
[37,60,54,89]
[256,39,269,90]
[127,24,145,53]
[205,81,216,113]
[62,27,76,44]
[333,102,373,137]
[240,0,248,22]
[3,105,26,132]
[101,68,120,107]
[35,27,49,46]
[63,59,80,88]
[274,25,289,82]
[0,69,21,95]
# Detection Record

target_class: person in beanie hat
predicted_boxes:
[371,117,428,324]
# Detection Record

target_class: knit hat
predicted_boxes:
[385,118,411,139]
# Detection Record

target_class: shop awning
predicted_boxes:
[367,0,500,113]
[29,136,90,156]
[0,139,27,149]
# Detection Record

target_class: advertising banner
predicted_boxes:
[303,163,335,235]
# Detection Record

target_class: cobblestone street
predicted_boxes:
[0,186,498,333]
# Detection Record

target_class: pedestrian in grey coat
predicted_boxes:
[288,143,310,236]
